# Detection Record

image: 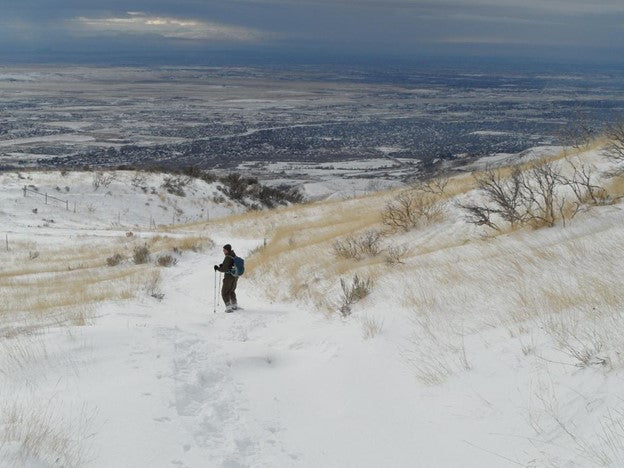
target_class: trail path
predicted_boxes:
[74,245,519,467]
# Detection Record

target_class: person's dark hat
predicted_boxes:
[223,244,232,252]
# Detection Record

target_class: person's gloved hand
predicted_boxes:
[214,265,219,271]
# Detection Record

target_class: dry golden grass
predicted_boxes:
[0,231,209,329]
[605,172,624,200]
[147,234,214,253]
[158,138,617,321]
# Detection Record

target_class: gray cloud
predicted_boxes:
[0,0,622,64]
[71,12,271,41]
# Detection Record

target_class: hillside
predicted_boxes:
[2,141,624,467]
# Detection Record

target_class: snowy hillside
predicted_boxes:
[0,169,243,232]
[2,141,624,467]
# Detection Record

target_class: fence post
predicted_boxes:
[45,193,48,204]
[23,186,27,197]
[66,200,69,211]
[73,202,76,213]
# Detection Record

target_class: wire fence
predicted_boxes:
[23,186,75,212]
[20,185,211,229]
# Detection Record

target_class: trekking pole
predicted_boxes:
[216,272,222,307]
[213,270,217,314]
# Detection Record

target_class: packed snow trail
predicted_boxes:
[50,241,522,468]
[2,242,528,467]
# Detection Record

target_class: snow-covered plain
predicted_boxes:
[2,145,624,467]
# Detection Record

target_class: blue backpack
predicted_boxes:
[230,256,245,277]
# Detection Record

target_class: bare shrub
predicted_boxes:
[144,270,164,300]
[162,175,191,197]
[384,244,410,265]
[362,315,384,339]
[92,171,115,190]
[414,176,449,195]
[521,162,562,228]
[156,254,177,267]
[333,230,383,260]
[459,167,526,231]
[106,253,124,267]
[382,191,444,232]
[132,245,151,265]
[458,162,597,231]
[605,122,624,165]
[339,274,373,317]
[131,172,147,190]
[562,161,612,211]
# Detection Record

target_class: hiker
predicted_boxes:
[214,244,239,312]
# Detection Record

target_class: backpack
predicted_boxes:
[230,256,245,277]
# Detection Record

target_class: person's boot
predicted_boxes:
[225,304,234,313]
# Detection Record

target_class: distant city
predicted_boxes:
[1,64,623,179]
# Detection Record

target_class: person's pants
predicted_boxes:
[221,275,238,306]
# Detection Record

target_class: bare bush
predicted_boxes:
[144,270,164,300]
[459,167,526,230]
[384,244,410,265]
[339,274,373,317]
[459,161,606,231]
[562,161,612,210]
[131,172,148,190]
[132,245,151,265]
[162,175,191,197]
[362,315,384,339]
[605,122,624,164]
[92,171,115,191]
[521,162,562,228]
[414,177,449,195]
[333,230,383,260]
[156,254,177,267]
[106,253,124,267]
[382,191,444,232]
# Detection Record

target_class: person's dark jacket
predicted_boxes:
[217,251,236,276]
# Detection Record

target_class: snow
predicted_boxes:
[458,145,567,171]
[0,134,96,147]
[0,170,242,231]
[469,130,511,136]
[2,147,624,466]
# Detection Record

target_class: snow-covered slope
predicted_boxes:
[0,170,243,233]
[2,145,624,467]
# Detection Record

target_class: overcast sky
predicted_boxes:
[1,0,623,65]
